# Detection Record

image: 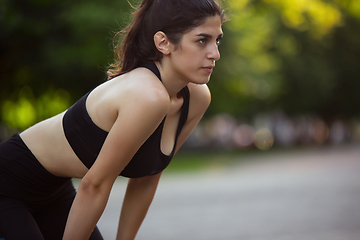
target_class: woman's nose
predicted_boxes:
[208,44,220,61]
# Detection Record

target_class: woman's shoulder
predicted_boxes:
[97,67,170,106]
[186,83,211,120]
[187,83,211,108]
[120,67,169,100]
[86,67,170,131]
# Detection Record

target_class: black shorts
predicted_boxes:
[0,134,103,240]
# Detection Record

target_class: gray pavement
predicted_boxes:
[95,144,360,240]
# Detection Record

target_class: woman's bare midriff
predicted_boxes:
[19,112,89,179]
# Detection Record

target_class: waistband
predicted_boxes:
[0,134,71,202]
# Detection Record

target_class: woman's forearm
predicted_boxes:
[63,178,113,240]
[116,173,162,240]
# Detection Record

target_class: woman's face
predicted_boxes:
[168,15,223,85]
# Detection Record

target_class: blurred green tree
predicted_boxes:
[1,0,360,133]
[209,0,360,121]
[1,0,132,130]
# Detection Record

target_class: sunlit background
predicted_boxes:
[1,0,360,150]
[2,0,360,239]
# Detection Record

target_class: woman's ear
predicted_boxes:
[154,31,171,55]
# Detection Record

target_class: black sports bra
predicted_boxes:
[62,62,190,178]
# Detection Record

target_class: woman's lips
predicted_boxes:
[203,66,214,73]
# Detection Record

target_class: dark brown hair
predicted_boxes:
[108,0,226,78]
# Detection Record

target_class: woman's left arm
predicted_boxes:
[116,172,162,240]
[175,83,211,153]
[115,84,211,240]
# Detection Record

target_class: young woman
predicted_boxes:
[0,0,225,239]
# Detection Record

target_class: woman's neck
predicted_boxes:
[155,61,188,98]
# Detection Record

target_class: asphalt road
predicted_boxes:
[95,144,360,240]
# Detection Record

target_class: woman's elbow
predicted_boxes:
[78,176,112,196]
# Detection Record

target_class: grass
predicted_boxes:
[166,148,262,173]
[165,144,326,173]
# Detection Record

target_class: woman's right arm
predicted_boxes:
[63,84,170,240]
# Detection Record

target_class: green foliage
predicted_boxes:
[208,0,360,120]
[1,86,70,129]
[1,0,360,131]
[1,0,134,130]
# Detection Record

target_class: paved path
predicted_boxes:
[95,144,360,240]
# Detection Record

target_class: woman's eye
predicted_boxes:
[198,39,206,44]
[216,38,221,45]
